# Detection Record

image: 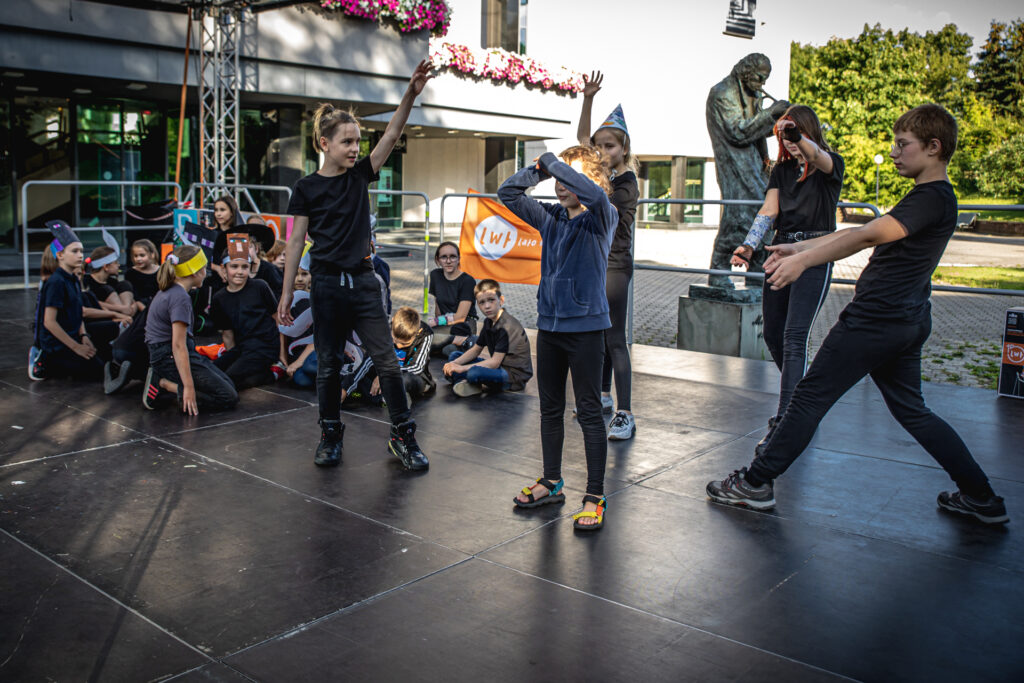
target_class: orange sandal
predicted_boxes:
[572,494,607,531]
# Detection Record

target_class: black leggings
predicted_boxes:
[215,344,277,390]
[749,313,994,499]
[761,262,831,418]
[536,329,607,496]
[311,271,409,425]
[601,268,632,411]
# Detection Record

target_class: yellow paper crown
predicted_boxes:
[173,249,208,277]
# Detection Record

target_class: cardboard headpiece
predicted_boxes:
[46,220,79,256]
[596,104,629,137]
[224,233,252,264]
[86,229,121,270]
[298,241,312,271]
[181,221,219,262]
[241,221,276,253]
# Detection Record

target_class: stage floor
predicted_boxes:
[1,287,1021,682]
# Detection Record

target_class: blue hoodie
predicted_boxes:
[498,152,618,333]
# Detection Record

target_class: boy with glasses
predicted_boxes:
[707,103,1008,525]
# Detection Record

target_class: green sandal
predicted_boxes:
[572,494,607,531]
[514,478,565,509]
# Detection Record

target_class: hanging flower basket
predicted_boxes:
[319,0,452,38]
[428,41,585,95]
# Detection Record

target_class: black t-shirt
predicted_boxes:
[125,268,159,302]
[768,152,845,233]
[254,259,283,300]
[36,268,83,352]
[845,181,957,321]
[608,171,639,271]
[286,157,379,274]
[211,278,279,351]
[476,311,533,391]
[81,273,127,303]
[429,269,478,320]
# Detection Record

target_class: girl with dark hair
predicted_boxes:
[576,71,640,441]
[209,194,241,283]
[427,241,478,357]
[731,104,845,449]
[278,60,433,471]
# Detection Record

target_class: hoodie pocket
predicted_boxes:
[540,277,589,318]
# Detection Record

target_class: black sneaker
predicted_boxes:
[389,420,429,470]
[706,467,775,510]
[104,360,132,395]
[937,490,1009,525]
[314,419,344,467]
[142,367,163,410]
[754,415,778,459]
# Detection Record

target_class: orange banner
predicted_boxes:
[459,189,542,285]
[1004,342,1024,366]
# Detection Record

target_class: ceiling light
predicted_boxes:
[472,132,484,137]
[15,85,38,92]
[126,82,148,90]
[447,130,458,134]
[72,88,92,95]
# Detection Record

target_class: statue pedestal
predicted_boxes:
[677,285,769,359]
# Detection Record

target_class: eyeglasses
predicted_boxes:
[890,139,922,155]
[438,255,458,261]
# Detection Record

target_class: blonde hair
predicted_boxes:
[312,103,359,152]
[559,145,612,195]
[391,306,421,342]
[157,244,201,291]
[474,278,502,298]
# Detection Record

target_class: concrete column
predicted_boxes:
[670,155,687,225]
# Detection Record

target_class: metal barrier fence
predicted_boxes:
[20,180,183,288]
[369,189,431,313]
[183,183,293,214]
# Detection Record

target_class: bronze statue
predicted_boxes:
[706,53,789,290]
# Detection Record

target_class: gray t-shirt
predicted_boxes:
[145,285,194,345]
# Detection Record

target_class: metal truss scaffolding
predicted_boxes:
[197,2,244,200]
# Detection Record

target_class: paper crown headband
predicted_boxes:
[181,221,219,261]
[46,220,79,256]
[85,229,121,269]
[298,242,312,271]
[224,233,252,264]
[596,104,629,136]
[167,248,208,277]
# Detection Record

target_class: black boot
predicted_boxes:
[754,415,779,459]
[388,420,429,470]
[315,419,344,467]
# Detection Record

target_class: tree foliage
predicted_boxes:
[790,20,1024,205]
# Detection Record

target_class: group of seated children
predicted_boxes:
[31,219,535,415]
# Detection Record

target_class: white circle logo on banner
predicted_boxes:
[474,215,518,261]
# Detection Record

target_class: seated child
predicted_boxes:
[242,221,283,300]
[371,306,434,402]
[211,234,281,390]
[125,238,161,302]
[443,279,533,397]
[30,221,103,381]
[83,234,143,317]
[267,239,287,274]
[143,244,238,413]
[278,246,316,387]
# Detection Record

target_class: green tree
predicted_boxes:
[974,20,1024,116]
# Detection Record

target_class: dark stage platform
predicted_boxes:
[1,286,1022,681]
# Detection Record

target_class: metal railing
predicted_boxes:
[20,179,182,287]
[183,182,293,215]
[369,189,431,314]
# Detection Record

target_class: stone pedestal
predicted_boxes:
[677,286,769,360]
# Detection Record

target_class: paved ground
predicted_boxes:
[0,283,1021,681]
[382,226,1024,390]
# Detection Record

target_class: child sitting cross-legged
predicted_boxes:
[368,306,434,404]
[210,234,281,390]
[443,279,533,397]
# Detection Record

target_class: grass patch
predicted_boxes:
[932,266,1024,290]
[965,360,1000,390]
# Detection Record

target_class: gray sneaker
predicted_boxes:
[453,380,483,397]
[706,468,775,510]
[937,490,1009,525]
[607,411,636,440]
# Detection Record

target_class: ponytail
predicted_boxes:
[157,244,201,291]
[40,248,57,279]
[312,103,359,152]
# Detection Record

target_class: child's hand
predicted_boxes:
[75,337,97,359]
[582,70,603,98]
[370,377,381,396]
[766,253,806,290]
[181,386,199,416]
[115,313,133,325]
[286,360,302,378]
[443,361,453,376]
[764,243,798,274]
[277,291,294,326]
[408,59,434,96]
[426,315,438,327]
[730,245,753,268]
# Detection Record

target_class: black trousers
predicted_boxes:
[149,341,239,411]
[748,312,994,498]
[215,344,277,390]
[761,262,831,418]
[111,308,150,379]
[311,271,409,425]
[601,268,632,411]
[84,320,118,363]
[39,341,103,381]
[536,329,607,496]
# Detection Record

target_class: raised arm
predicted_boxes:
[497,165,556,235]
[576,70,603,145]
[369,60,433,173]
[538,153,617,238]
[777,119,834,174]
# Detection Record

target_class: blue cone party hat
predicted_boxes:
[597,104,628,136]
[46,220,79,256]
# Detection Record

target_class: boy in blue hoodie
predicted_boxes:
[500,146,618,531]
